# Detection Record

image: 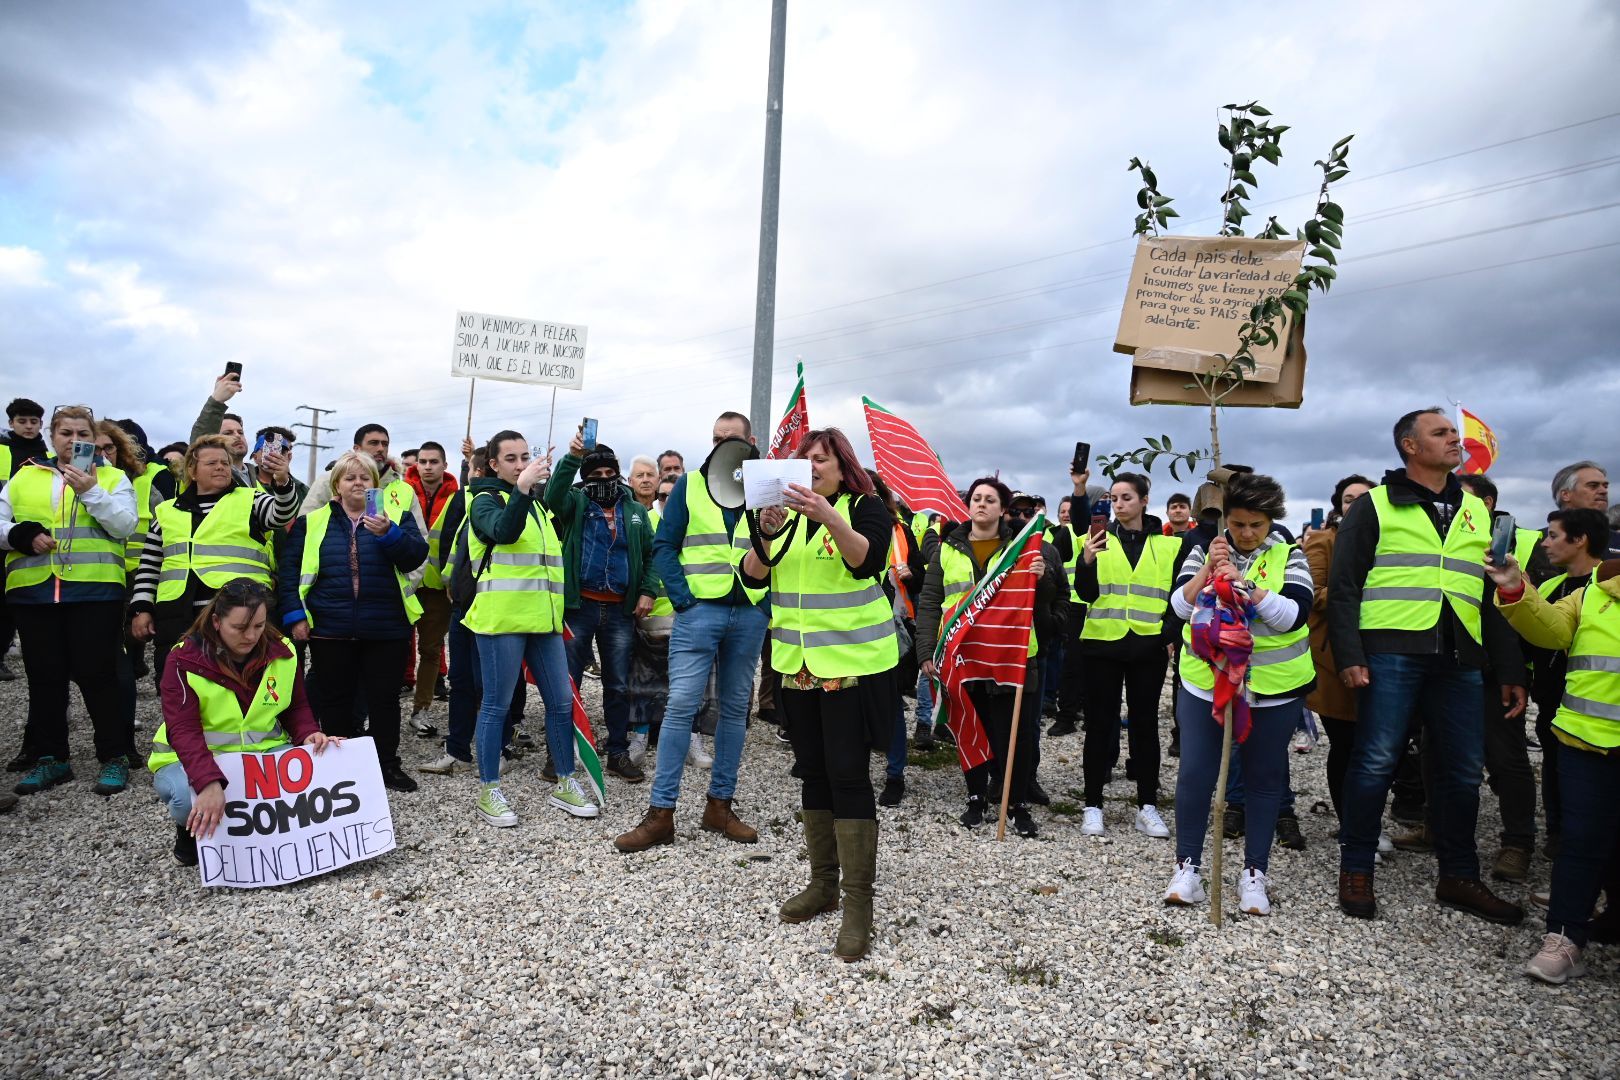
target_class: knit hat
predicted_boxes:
[581,444,621,478]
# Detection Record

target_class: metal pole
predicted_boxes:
[748,0,788,439]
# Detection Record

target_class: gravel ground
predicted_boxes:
[2,665,1617,1079]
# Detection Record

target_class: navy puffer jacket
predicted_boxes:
[277,501,427,640]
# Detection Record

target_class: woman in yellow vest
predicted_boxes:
[0,405,138,797]
[151,579,332,866]
[1492,551,1620,984]
[279,451,426,794]
[1162,473,1316,916]
[1073,471,1183,839]
[739,428,896,963]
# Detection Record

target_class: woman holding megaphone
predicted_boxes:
[739,427,897,963]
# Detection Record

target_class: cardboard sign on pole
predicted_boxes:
[1129,313,1308,409]
[451,310,588,390]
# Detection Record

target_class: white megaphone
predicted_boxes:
[701,436,758,511]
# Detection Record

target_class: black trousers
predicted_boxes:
[968,660,1041,808]
[12,600,132,764]
[1534,694,1562,841]
[1081,646,1168,807]
[1482,679,1537,850]
[1321,714,1356,823]
[308,637,409,767]
[1054,603,1087,723]
[784,685,876,820]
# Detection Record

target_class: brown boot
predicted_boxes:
[780,810,840,923]
[833,818,878,962]
[1339,870,1376,919]
[614,806,675,853]
[1436,876,1524,925]
[701,796,758,844]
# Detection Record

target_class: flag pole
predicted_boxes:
[995,681,1027,841]
[546,386,559,454]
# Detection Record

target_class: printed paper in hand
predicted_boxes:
[742,458,812,510]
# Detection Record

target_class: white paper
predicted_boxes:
[742,458,812,510]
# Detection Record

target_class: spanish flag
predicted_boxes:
[1458,405,1498,475]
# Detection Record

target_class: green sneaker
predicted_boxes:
[93,759,130,796]
[14,757,73,796]
[548,775,599,819]
[476,782,517,828]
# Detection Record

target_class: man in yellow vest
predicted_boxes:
[404,441,458,732]
[615,411,770,852]
[1327,407,1528,924]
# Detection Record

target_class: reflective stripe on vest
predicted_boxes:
[1553,583,1620,748]
[1179,543,1313,695]
[647,508,675,617]
[938,541,1037,659]
[147,652,297,772]
[3,465,126,590]
[1359,486,1489,644]
[153,488,272,602]
[461,490,565,634]
[297,503,423,631]
[1079,532,1180,642]
[768,496,898,678]
[679,477,766,605]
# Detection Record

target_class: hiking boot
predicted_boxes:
[1389,823,1433,852]
[380,762,418,793]
[1339,871,1376,919]
[92,759,130,796]
[1525,933,1586,985]
[418,753,468,776]
[1081,806,1104,836]
[878,776,905,807]
[833,819,878,962]
[1011,805,1039,839]
[173,825,199,867]
[960,795,987,829]
[476,783,517,827]
[1222,806,1245,839]
[615,806,675,852]
[780,809,840,923]
[1275,812,1306,852]
[549,775,600,819]
[606,753,645,784]
[1491,846,1532,883]
[912,723,935,751]
[1027,778,1051,807]
[15,757,72,796]
[1164,859,1205,906]
[701,795,757,843]
[1436,876,1523,925]
[1134,805,1170,839]
[1047,717,1077,738]
[1239,868,1272,916]
[410,710,438,738]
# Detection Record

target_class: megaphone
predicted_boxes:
[701,436,758,511]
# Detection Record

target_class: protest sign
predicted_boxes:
[1114,236,1306,383]
[1129,312,1308,409]
[197,737,395,889]
[451,310,588,390]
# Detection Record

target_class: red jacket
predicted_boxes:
[158,634,319,794]
[404,466,458,528]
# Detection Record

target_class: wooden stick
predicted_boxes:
[464,378,477,441]
[995,681,1027,841]
[545,386,559,452]
[1209,698,1235,926]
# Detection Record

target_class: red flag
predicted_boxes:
[766,360,810,460]
[862,396,968,522]
[933,518,1044,771]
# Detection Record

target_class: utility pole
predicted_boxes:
[293,405,336,489]
[748,0,788,440]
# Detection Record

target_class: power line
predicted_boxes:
[292,405,336,488]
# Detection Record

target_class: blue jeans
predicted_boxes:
[915,674,934,729]
[1340,652,1484,876]
[649,601,768,808]
[566,600,636,757]
[886,700,908,780]
[474,632,573,785]
[1224,740,1297,815]
[446,616,521,762]
[1173,685,1297,872]
[1547,742,1620,947]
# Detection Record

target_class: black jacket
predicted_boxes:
[1326,468,1525,682]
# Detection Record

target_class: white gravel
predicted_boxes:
[1,668,1616,1078]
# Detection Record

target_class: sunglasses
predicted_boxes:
[1008,507,1035,519]
[218,578,274,605]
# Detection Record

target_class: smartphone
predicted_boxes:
[581,418,598,451]
[1072,441,1091,475]
[1488,512,1517,567]
[224,361,243,380]
[1310,507,1325,530]
[267,433,288,456]
[70,440,96,472]
[1088,496,1112,540]
[365,488,380,519]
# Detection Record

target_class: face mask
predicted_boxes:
[584,477,620,505]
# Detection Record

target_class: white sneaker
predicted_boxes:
[627,731,649,767]
[1292,730,1315,754]
[418,753,464,776]
[1525,933,1586,985]
[1377,832,1395,854]
[1164,859,1205,905]
[1239,867,1272,916]
[548,775,600,819]
[687,735,714,769]
[1081,806,1105,836]
[1135,805,1170,839]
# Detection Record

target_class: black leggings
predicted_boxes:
[1081,646,1169,807]
[1321,715,1356,822]
[966,662,1041,807]
[784,685,876,820]
[12,600,132,765]
[308,637,409,767]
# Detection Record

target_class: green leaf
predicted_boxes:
[1152,194,1173,206]
[1161,434,1172,449]
[1325,168,1349,183]
[1304,220,1322,244]
[1128,157,1142,171]
[1236,169,1259,185]
[1308,244,1333,261]
[1270,125,1290,137]
[1159,207,1180,219]
[1169,459,1182,481]
[1146,436,1162,451]
[1233,153,1252,170]
[1250,104,1272,117]
[1317,217,1343,237]
[1314,246,1338,265]
[1332,134,1355,153]
[1142,167,1157,189]
[1320,230,1341,249]
[1257,142,1281,164]
[1144,451,1159,471]
[1218,125,1233,151]
[1315,265,1337,280]
[1137,188,1150,209]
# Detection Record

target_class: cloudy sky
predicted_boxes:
[3,0,1617,528]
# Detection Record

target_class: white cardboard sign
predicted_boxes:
[451,310,588,389]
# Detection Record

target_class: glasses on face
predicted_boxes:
[1009,507,1035,519]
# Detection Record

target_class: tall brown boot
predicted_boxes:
[780,810,840,923]
[614,806,675,853]
[833,818,878,962]
[701,795,758,843]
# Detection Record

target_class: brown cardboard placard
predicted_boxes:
[1129,313,1308,409]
